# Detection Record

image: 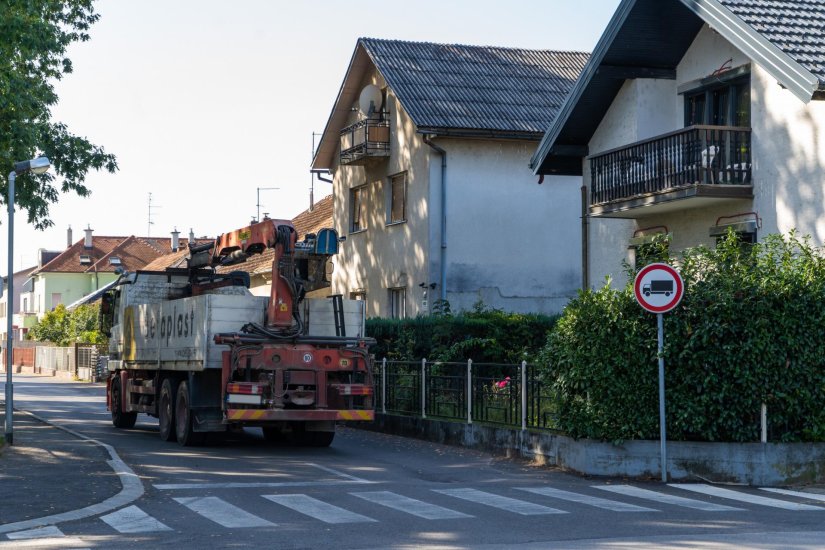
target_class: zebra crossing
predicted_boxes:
[2,483,824,543]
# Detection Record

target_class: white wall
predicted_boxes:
[440,139,581,314]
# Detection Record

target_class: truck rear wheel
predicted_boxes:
[111,376,137,429]
[175,381,204,446]
[159,378,178,442]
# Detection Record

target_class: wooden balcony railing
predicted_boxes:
[339,118,390,165]
[589,125,752,206]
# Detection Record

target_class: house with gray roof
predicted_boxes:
[531,0,825,288]
[312,38,588,317]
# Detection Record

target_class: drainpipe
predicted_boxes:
[423,135,447,302]
[581,184,589,290]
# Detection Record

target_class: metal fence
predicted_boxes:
[374,360,558,431]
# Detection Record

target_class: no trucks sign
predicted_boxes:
[634,263,684,314]
[633,262,684,483]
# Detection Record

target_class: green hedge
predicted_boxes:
[367,305,558,364]
[540,231,825,443]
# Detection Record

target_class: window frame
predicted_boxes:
[388,287,406,319]
[386,172,407,225]
[350,185,367,233]
[683,75,750,128]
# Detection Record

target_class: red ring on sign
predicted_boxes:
[633,263,684,314]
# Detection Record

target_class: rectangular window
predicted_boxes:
[350,186,366,232]
[51,293,62,308]
[388,287,406,319]
[109,256,121,265]
[80,254,92,265]
[388,173,406,224]
[684,76,750,128]
[22,297,28,313]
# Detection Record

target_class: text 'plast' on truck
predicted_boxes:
[100,219,375,447]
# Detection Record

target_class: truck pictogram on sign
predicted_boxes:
[634,263,684,314]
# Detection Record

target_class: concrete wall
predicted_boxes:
[365,414,825,486]
[581,24,825,287]
[440,139,581,314]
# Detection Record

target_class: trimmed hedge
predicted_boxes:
[540,231,825,443]
[367,305,558,364]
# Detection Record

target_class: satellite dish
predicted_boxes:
[358,85,383,118]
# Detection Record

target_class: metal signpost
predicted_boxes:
[633,262,684,482]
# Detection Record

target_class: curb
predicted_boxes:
[0,408,145,535]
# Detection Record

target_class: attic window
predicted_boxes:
[80,255,92,265]
[109,256,121,265]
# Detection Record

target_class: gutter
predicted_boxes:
[423,136,447,302]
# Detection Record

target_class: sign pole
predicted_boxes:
[633,263,683,484]
[657,312,666,482]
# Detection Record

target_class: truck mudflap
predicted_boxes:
[225,408,374,422]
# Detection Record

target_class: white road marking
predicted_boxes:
[154,479,375,490]
[0,537,88,548]
[434,488,567,515]
[6,526,64,540]
[596,485,743,511]
[761,488,825,503]
[100,505,173,533]
[262,494,376,524]
[520,487,658,512]
[174,497,275,528]
[307,463,372,483]
[0,411,144,535]
[670,483,824,511]
[351,491,473,519]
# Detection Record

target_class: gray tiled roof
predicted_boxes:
[360,38,589,135]
[720,0,825,85]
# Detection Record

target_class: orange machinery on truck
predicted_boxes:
[101,219,374,446]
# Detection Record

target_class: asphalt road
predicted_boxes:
[3,375,825,550]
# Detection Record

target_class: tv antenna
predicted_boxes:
[256,187,279,223]
[148,192,162,237]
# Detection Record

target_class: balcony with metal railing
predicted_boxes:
[588,125,753,218]
[339,117,390,165]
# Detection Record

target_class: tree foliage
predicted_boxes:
[1,0,117,228]
[28,303,105,345]
[540,231,825,443]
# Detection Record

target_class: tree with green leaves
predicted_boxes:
[1,0,117,229]
[28,303,105,345]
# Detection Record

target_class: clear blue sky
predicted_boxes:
[8,0,621,273]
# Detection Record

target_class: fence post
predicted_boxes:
[521,361,527,431]
[467,359,473,425]
[761,403,767,443]
[381,358,387,414]
[421,358,427,419]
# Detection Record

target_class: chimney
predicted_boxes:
[171,227,180,252]
[84,225,93,249]
[67,225,73,248]
[189,228,195,243]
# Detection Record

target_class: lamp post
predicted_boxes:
[5,156,50,445]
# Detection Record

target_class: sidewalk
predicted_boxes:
[0,405,121,526]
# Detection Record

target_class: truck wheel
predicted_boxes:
[158,378,178,442]
[175,381,204,446]
[111,376,137,429]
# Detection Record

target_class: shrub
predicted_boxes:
[28,304,107,346]
[367,303,558,364]
[540,231,825,443]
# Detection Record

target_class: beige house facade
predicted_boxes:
[313,38,589,318]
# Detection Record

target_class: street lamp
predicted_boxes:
[5,156,50,445]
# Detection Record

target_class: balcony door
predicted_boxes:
[684,78,749,127]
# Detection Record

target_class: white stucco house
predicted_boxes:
[311,38,589,318]
[531,0,825,287]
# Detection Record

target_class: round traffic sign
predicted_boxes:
[634,263,684,314]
